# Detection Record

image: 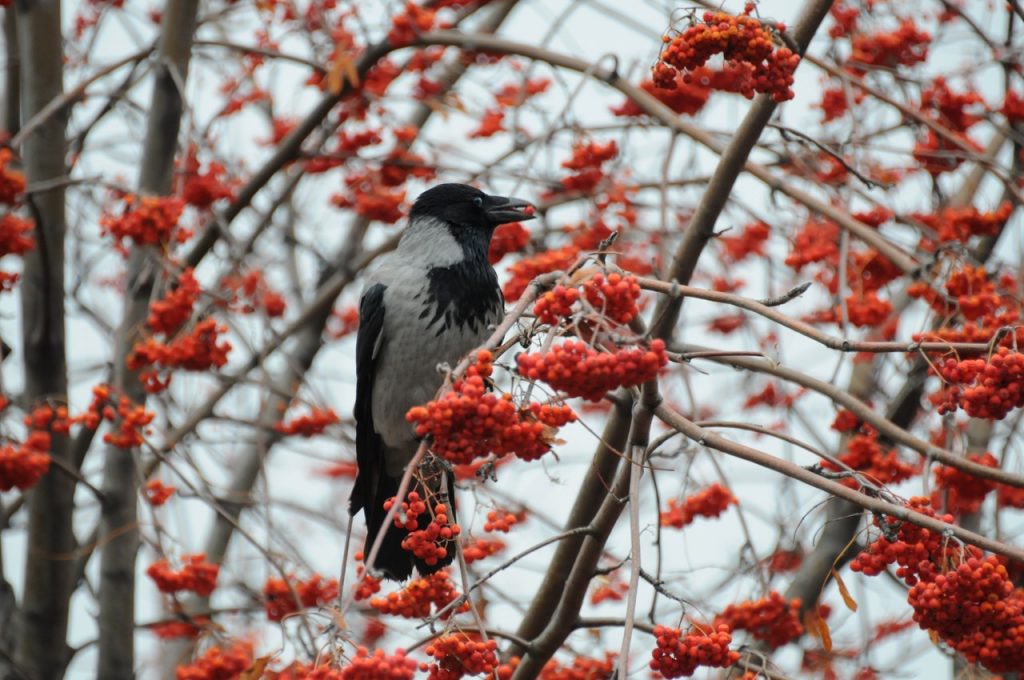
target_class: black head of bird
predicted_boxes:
[409,183,536,232]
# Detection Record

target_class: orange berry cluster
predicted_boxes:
[388,1,437,47]
[822,425,917,488]
[175,642,252,680]
[406,351,576,464]
[590,578,629,605]
[484,509,521,533]
[488,221,530,264]
[462,538,506,564]
[650,624,740,678]
[934,348,1024,420]
[178,149,236,210]
[533,285,580,325]
[0,430,50,491]
[339,647,418,680]
[848,19,931,72]
[143,479,176,506]
[150,617,208,640]
[719,221,770,263]
[582,273,641,325]
[503,245,579,301]
[0,212,35,256]
[423,634,499,680]
[148,268,201,336]
[611,69,711,117]
[274,407,340,437]
[100,195,190,250]
[537,652,616,679]
[369,570,468,620]
[660,483,737,529]
[843,291,892,328]
[559,140,618,193]
[914,202,1012,244]
[517,339,668,402]
[223,269,287,318]
[1002,90,1024,124]
[352,552,383,601]
[784,219,840,271]
[399,501,460,567]
[128,318,232,393]
[384,490,429,531]
[714,592,804,648]
[850,497,1024,672]
[910,264,1000,322]
[263,573,339,621]
[932,452,998,514]
[657,6,799,102]
[146,553,219,597]
[0,149,27,205]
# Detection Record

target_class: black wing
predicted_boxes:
[349,283,386,515]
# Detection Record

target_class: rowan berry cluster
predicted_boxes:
[848,19,931,72]
[719,221,770,263]
[932,452,998,513]
[329,306,360,339]
[147,554,219,596]
[590,577,629,605]
[611,69,710,118]
[150,618,208,640]
[274,407,340,437]
[850,497,1024,672]
[656,6,800,102]
[406,350,576,464]
[843,291,893,328]
[399,501,460,567]
[714,592,804,648]
[177,149,236,209]
[582,273,642,325]
[0,149,26,205]
[660,483,738,529]
[784,219,839,271]
[100,195,190,249]
[766,548,803,573]
[388,2,437,47]
[919,77,985,133]
[263,574,339,622]
[933,349,1024,420]
[483,509,522,533]
[503,245,579,301]
[462,538,505,564]
[369,570,468,619]
[175,642,252,680]
[128,318,232,392]
[823,425,917,487]
[352,552,383,602]
[914,202,1012,244]
[533,285,580,326]
[0,213,35,257]
[650,624,740,678]
[487,222,530,264]
[223,269,287,318]
[339,647,418,680]
[1002,90,1024,124]
[537,653,616,679]
[559,140,618,193]
[147,268,201,335]
[516,339,668,402]
[100,394,156,448]
[423,634,499,680]
[143,479,177,506]
[0,431,50,491]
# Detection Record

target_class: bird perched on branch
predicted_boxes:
[350,183,535,580]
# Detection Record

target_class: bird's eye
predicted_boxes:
[473,197,484,208]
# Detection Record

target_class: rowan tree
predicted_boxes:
[0,1,1022,679]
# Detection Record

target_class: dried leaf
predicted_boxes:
[832,568,858,612]
[326,53,359,95]
[804,611,833,653]
[240,655,272,680]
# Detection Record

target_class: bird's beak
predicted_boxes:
[485,195,536,225]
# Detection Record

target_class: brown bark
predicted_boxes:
[13,0,72,677]
[96,2,199,678]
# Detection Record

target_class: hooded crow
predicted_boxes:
[350,183,535,580]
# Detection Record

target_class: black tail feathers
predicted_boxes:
[354,472,457,581]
